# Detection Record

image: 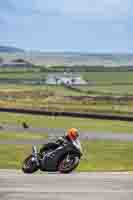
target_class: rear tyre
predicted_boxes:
[58,154,80,174]
[22,155,39,174]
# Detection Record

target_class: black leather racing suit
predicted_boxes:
[40,136,70,154]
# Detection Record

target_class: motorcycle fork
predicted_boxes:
[32,145,40,166]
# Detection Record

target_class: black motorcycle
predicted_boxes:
[22,138,82,174]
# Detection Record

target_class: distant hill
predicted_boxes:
[0,46,24,53]
[0,47,133,66]
[23,52,133,66]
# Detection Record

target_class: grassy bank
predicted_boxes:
[0,112,133,134]
[78,140,133,172]
[0,140,133,171]
[0,132,47,140]
[82,72,133,84]
[0,84,132,115]
[0,71,132,84]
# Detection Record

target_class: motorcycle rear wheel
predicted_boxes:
[58,154,79,174]
[22,155,39,174]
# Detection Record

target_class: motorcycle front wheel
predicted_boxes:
[58,154,80,174]
[22,155,39,174]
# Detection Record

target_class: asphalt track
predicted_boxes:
[0,124,133,144]
[0,170,133,200]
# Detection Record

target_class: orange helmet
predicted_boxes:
[66,128,79,140]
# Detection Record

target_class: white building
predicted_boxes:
[45,72,87,85]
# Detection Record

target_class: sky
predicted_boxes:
[0,0,133,53]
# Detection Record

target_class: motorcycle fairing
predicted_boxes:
[40,143,80,171]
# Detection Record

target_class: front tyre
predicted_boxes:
[58,154,80,174]
[22,155,39,174]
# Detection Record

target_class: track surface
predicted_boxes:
[0,170,133,200]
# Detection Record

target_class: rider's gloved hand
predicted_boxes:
[56,136,65,145]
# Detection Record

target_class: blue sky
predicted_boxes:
[0,0,133,52]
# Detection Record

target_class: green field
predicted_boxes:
[0,71,132,97]
[0,72,46,80]
[0,141,133,171]
[82,72,133,84]
[0,84,82,95]
[80,71,133,97]
[0,72,133,115]
[0,71,132,84]
[0,84,132,116]
[88,85,133,95]
[0,71,132,116]
[78,140,133,171]
[76,85,133,95]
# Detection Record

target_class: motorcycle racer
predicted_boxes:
[40,128,79,154]
[22,128,82,174]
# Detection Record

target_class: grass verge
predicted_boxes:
[77,140,133,172]
[0,132,47,140]
[0,112,133,134]
[0,140,133,171]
